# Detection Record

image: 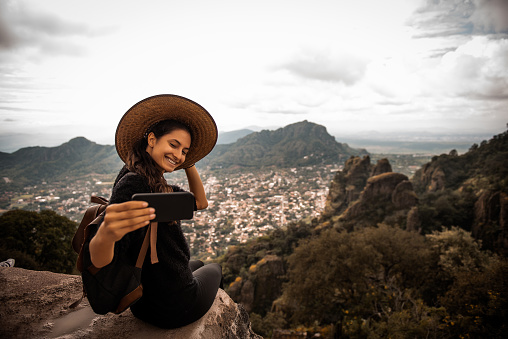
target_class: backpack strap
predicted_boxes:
[72,196,108,254]
[149,221,159,264]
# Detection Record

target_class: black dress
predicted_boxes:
[83,166,223,328]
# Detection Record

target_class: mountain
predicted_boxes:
[0,121,367,184]
[203,120,368,169]
[218,129,255,144]
[0,137,123,185]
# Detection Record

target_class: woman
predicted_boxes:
[83,94,223,328]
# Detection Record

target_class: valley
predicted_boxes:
[1,153,431,260]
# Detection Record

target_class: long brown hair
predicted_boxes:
[126,119,192,192]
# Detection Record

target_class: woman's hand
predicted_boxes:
[89,201,155,268]
[100,201,155,242]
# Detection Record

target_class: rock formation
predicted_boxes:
[228,254,284,315]
[392,180,419,209]
[413,161,446,193]
[473,190,508,254]
[341,172,417,221]
[322,155,373,219]
[0,267,262,339]
[320,156,419,230]
[371,158,392,176]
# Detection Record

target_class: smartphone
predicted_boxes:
[131,192,195,222]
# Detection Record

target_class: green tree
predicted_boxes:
[439,258,508,338]
[0,209,77,273]
[282,224,437,335]
[426,227,491,276]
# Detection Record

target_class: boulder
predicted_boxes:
[361,172,409,204]
[392,180,418,209]
[0,267,262,339]
[339,172,418,228]
[371,158,392,176]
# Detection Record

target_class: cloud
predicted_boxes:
[279,48,369,85]
[411,0,475,38]
[0,10,15,49]
[426,36,508,99]
[471,0,508,34]
[411,0,508,38]
[0,1,97,57]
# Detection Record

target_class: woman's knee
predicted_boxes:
[193,263,223,285]
[189,260,204,272]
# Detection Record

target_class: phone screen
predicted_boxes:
[132,192,195,222]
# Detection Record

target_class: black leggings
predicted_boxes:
[131,260,223,328]
[183,260,224,324]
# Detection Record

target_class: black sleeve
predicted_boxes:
[110,173,151,204]
[83,173,151,271]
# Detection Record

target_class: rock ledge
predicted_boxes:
[0,267,261,338]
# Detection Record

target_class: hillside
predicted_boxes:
[217,129,255,144]
[203,120,368,169]
[218,128,508,338]
[0,137,123,186]
[0,121,367,186]
[411,129,508,253]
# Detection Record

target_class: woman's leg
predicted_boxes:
[184,263,223,324]
[189,259,204,272]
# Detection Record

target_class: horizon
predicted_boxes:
[1,0,507,154]
[1,119,501,155]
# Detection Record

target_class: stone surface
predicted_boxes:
[322,155,373,219]
[228,254,285,314]
[371,158,392,176]
[0,267,261,339]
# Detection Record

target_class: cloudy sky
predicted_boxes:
[0,0,507,152]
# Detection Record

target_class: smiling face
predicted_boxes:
[145,128,191,173]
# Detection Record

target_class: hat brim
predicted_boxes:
[115,94,217,171]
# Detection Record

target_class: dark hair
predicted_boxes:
[126,120,192,192]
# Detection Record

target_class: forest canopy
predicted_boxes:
[0,209,77,274]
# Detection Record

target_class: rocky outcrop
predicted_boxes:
[392,180,419,209]
[322,156,373,219]
[473,190,508,254]
[362,173,409,203]
[371,158,392,176]
[338,172,418,230]
[0,267,262,339]
[320,156,419,230]
[413,161,446,193]
[406,206,422,232]
[228,255,285,315]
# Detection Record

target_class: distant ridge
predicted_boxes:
[0,137,123,185]
[203,120,368,169]
[0,121,368,185]
[218,129,255,145]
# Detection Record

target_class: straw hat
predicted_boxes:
[115,94,218,170]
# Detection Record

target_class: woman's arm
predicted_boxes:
[89,201,155,268]
[185,165,208,210]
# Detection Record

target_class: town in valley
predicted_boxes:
[1,154,431,259]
